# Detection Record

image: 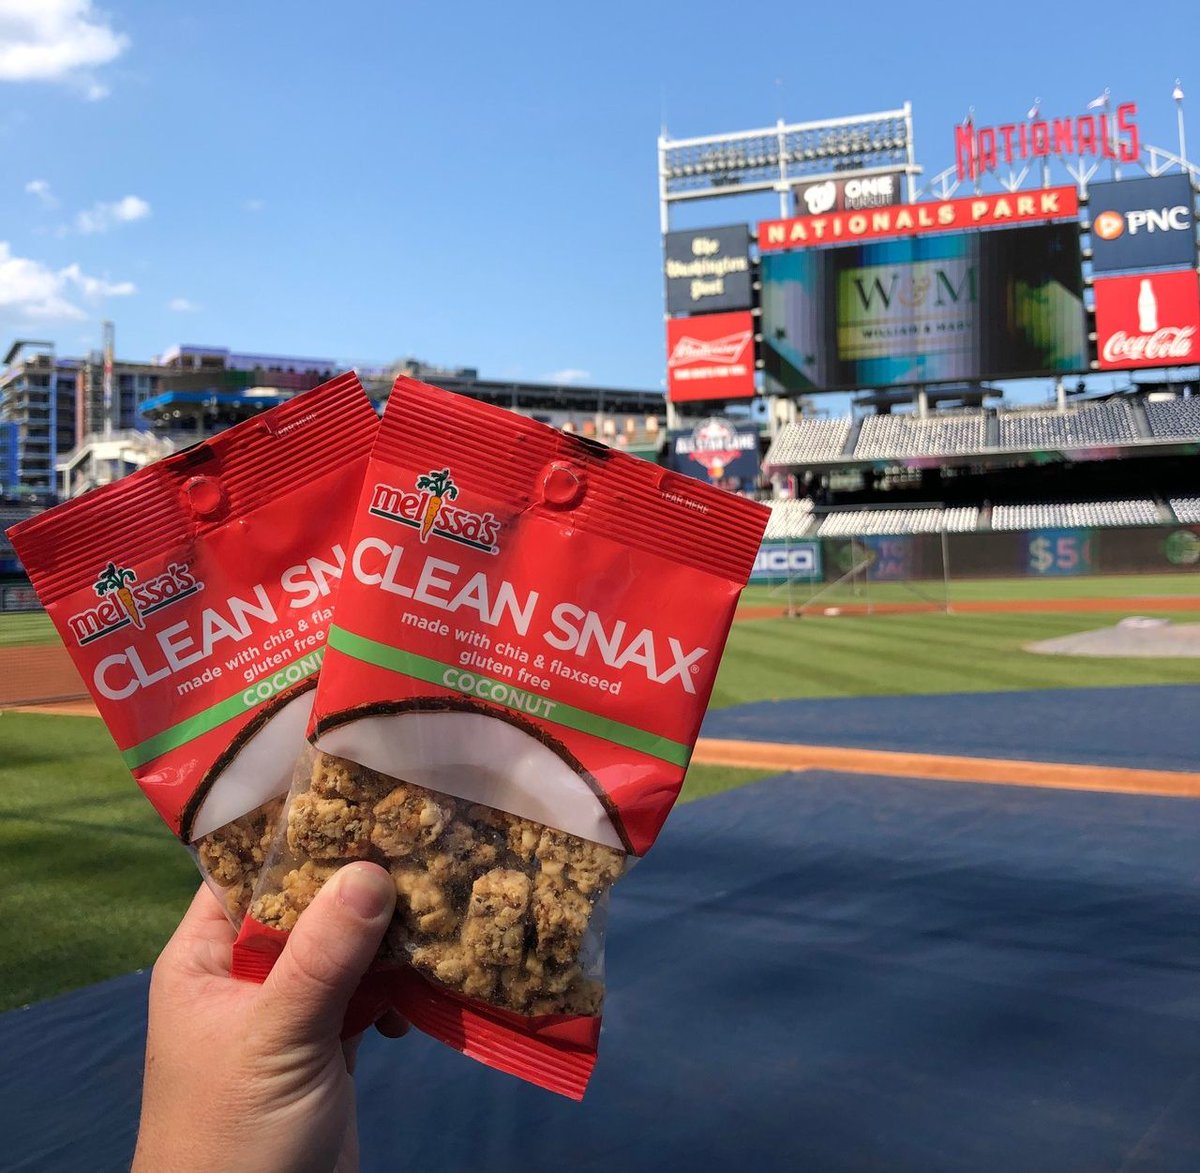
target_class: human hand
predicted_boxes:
[132,861,405,1173]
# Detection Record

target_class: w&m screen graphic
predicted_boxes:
[760,223,1087,392]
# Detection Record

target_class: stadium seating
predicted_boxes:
[763,498,817,539]
[990,499,1159,530]
[1143,398,1200,441]
[816,505,979,537]
[1169,497,1200,524]
[0,506,39,552]
[853,412,987,459]
[996,402,1138,449]
[764,417,852,466]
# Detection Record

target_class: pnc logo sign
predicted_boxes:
[1094,205,1189,240]
[1088,176,1196,273]
[1092,210,1124,240]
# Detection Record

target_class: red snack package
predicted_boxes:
[234,376,769,1098]
[8,373,378,922]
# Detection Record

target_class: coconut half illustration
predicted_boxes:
[313,697,627,852]
[181,681,318,843]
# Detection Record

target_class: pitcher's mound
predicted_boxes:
[1028,617,1200,658]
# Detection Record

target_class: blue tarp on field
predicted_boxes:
[700,684,1200,771]
[3,769,1200,1171]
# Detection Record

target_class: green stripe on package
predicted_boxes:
[328,625,691,767]
[121,647,324,768]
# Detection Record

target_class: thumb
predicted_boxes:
[256,862,395,1049]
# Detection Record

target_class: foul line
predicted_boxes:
[692,737,1200,799]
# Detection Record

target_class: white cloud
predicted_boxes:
[75,193,150,233]
[544,368,591,384]
[168,296,199,313]
[0,241,134,321]
[25,177,58,207]
[243,198,265,213]
[0,1,129,94]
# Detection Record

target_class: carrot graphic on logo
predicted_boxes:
[94,562,144,629]
[415,469,458,541]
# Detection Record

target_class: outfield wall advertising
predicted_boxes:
[761,222,1087,391]
[1025,529,1095,576]
[816,526,1200,582]
[749,540,822,584]
[1,583,39,612]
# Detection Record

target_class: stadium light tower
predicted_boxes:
[1174,80,1187,169]
[657,105,920,231]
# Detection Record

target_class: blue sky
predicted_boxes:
[1,0,1197,404]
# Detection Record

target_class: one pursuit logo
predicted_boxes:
[369,469,500,555]
[67,560,203,646]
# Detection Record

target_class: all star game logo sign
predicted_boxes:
[668,416,760,488]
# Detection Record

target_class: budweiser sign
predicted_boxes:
[1093,270,1200,371]
[666,310,756,402]
[758,187,1078,251]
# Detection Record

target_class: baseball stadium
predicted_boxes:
[3,93,1200,1170]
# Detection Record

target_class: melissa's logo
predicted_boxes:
[369,468,500,555]
[67,561,202,646]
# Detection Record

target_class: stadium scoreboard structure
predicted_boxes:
[658,97,1200,415]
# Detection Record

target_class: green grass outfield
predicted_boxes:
[0,611,56,647]
[710,608,1200,707]
[2,572,1195,648]
[4,588,1200,1011]
[0,708,769,1013]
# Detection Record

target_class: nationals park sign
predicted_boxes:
[758,186,1078,251]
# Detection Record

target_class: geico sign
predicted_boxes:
[1093,205,1191,240]
[753,545,817,576]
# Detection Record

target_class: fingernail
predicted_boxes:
[337,864,394,920]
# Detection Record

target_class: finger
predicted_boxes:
[342,1032,364,1075]
[374,1009,411,1039]
[158,883,237,978]
[256,862,395,1049]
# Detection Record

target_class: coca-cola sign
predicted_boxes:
[1094,270,1200,370]
[666,310,756,402]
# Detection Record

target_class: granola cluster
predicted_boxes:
[194,796,286,920]
[251,751,623,1016]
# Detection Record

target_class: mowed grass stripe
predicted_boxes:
[716,611,1200,704]
[0,612,58,648]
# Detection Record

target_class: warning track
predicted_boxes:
[691,737,1200,799]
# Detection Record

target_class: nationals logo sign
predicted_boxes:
[1093,270,1200,370]
[666,310,756,402]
